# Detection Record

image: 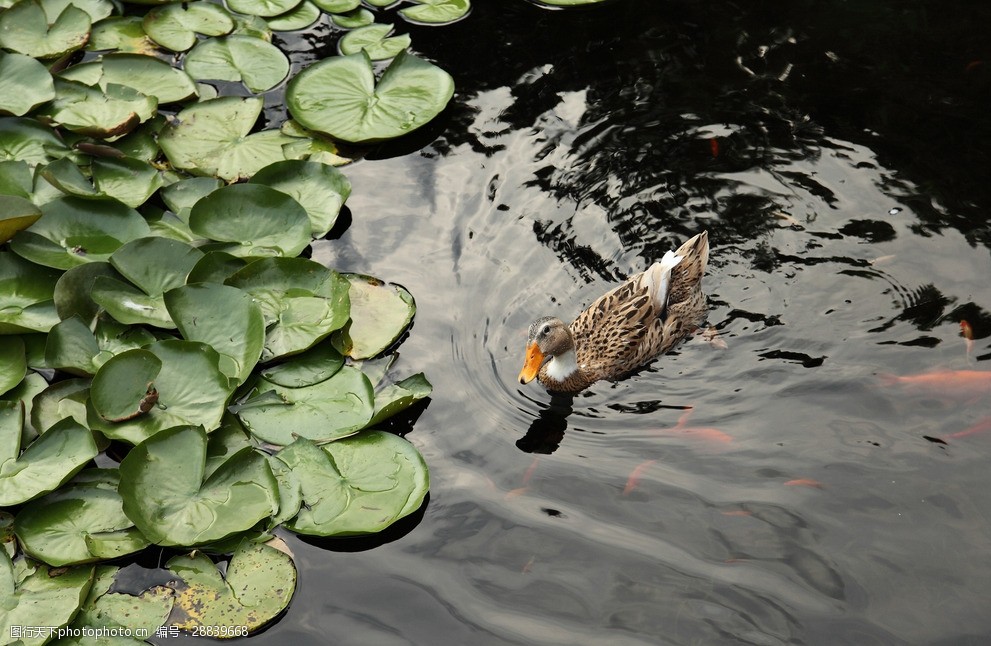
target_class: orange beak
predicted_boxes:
[518,342,544,384]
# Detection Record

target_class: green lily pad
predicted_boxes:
[110,236,203,297]
[0,0,91,60]
[0,195,42,245]
[159,96,297,181]
[184,35,290,93]
[287,50,454,144]
[0,512,14,559]
[14,473,151,566]
[91,156,165,208]
[90,349,162,422]
[166,540,295,635]
[260,338,344,388]
[275,431,428,536]
[110,114,165,162]
[225,257,351,360]
[43,0,112,22]
[311,0,356,12]
[44,316,102,376]
[186,250,247,284]
[364,0,398,7]
[164,283,265,384]
[338,23,410,60]
[30,377,91,432]
[190,183,311,258]
[532,0,610,4]
[11,196,150,269]
[249,160,351,237]
[88,16,159,54]
[0,411,98,506]
[368,372,432,426]
[334,273,415,359]
[236,366,373,444]
[267,0,319,31]
[0,337,26,397]
[87,340,234,444]
[399,0,470,24]
[67,564,173,636]
[119,425,278,546]
[1,372,47,442]
[91,275,174,328]
[330,7,373,29]
[53,261,118,323]
[40,79,158,139]
[39,156,98,198]
[0,251,61,334]
[60,54,198,104]
[0,551,94,646]
[143,1,234,52]
[0,117,70,165]
[227,0,301,18]
[0,160,33,198]
[0,52,56,116]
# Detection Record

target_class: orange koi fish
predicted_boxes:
[961,320,974,356]
[784,478,823,488]
[623,459,657,496]
[709,137,720,158]
[879,369,991,400]
[946,416,991,439]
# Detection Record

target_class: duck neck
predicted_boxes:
[545,349,579,381]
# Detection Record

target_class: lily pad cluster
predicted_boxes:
[0,0,463,639]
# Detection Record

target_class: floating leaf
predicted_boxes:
[0,551,94,646]
[338,23,410,60]
[90,349,162,422]
[0,337,26,397]
[334,273,415,358]
[227,0,301,18]
[44,316,102,376]
[67,564,173,636]
[0,411,98,506]
[0,195,42,244]
[0,0,91,59]
[30,377,91,432]
[14,472,151,566]
[53,261,119,323]
[0,160,33,198]
[311,0,357,12]
[11,196,151,269]
[330,7,373,29]
[143,1,234,52]
[110,236,203,297]
[186,250,247,284]
[0,117,70,165]
[266,0,319,31]
[119,425,278,546]
[166,540,295,635]
[237,366,373,444]
[249,160,351,237]
[287,50,454,144]
[260,338,344,388]
[40,79,158,139]
[275,432,428,536]
[159,96,297,181]
[88,16,159,54]
[91,275,174,328]
[0,251,60,334]
[165,283,265,384]
[184,35,290,93]
[60,54,198,104]
[369,373,431,426]
[0,52,56,116]
[399,0,470,24]
[91,156,165,208]
[87,340,234,444]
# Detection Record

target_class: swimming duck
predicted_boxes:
[518,231,710,393]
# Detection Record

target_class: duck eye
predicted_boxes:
[539,325,549,337]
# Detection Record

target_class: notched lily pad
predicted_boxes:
[399,0,471,24]
[67,564,174,636]
[184,35,290,93]
[338,23,411,61]
[0,52,56,116]
[0,250,61,334]
[143,1,234,52]
[40,79,158,139]
[0,0,91,60]
[249,159,351,237]
[90,349,162,422]
[59,54,198,104]
[333,273,415,359]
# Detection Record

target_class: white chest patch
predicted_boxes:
[545,350,579,381]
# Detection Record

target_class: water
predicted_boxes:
[185,1,991,644]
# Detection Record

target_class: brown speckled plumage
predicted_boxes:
[521,231,709,393]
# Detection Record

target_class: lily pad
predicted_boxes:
[338,23,411,60]
[40,79,158,139]
[249,160,351,237]
[287,50,454,144]
[88,16,159,54]
[259,338,344,388]
[0,160,33,198]
[90,349,162,422]
[236,366,373,444]
[11,196,151,269]
[67,564,173,636]
[159,96,298,181]
[311,0,357,12]
[60,54,198,104]
[118,425,278,546]
[184,35,290,93]
[275,432,428,536]
[0,52,56,116]
[0,410,98,506]
[91,156,165,208]
[227,0,301,18]
[53,261,120,323]
[164,283,265,384]
[91,275,175,328]
[334,273,415,358]
[0,251,61,334]
[399,0,470,24]
[266,0,319,31]
[0,0,91,60]
[0,195,42,245]
[110,236,203,297]
[225,257,351,360]
[190,183,311,258]
[14,472,151,566]
[187,250,247,284]
[166,540,295,635]
[143,1,234,52]
[0,117,70,165]
[44,316,103,376]
[330,7,373,29]
[30,377,91,431]
[0,337,26,397]
[369,372,431,426]
[0,551,94,646]
[87,340,234,444]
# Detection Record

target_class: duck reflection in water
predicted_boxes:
[516,232,710,453]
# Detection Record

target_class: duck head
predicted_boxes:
[518,316,575,384]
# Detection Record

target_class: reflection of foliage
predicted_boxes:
[0,0,456,637]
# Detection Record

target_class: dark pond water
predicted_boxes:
[175,1,991,644]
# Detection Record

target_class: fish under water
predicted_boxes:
[878,369,991,401]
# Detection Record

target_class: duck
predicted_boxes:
[518,231,710,393]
